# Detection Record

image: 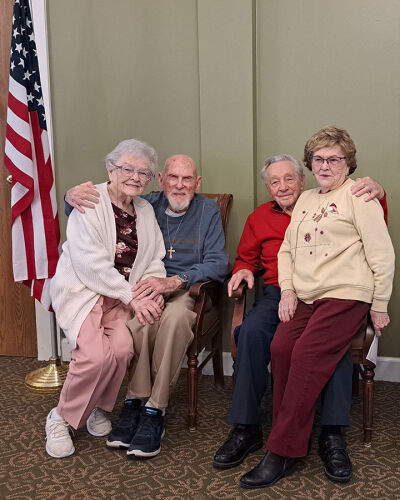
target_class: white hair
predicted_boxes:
[261,154,304,183]
[105,138,158,174]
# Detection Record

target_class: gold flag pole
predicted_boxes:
[25,311,69,393]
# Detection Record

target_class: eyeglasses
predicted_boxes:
[311,156,347,167]
[110,162,154,182]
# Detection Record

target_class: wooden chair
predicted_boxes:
[230,278,376,446]
[186,193,233,430]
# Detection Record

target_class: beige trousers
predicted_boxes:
[126,290,196,408]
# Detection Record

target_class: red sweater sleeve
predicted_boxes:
[379,192,388,225]
[232,213,260,275]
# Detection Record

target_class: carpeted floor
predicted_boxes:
[0,356,399,499]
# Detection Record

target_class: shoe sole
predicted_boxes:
[239,461,296,489]
[46,443,75,459]
[126,429,165,457]
[86,420,112,437]
[212,441,263,470]
[324,468,352,484]
[318,449,352,484]
[106,440,130,449]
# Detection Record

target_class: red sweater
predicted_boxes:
[233,196,388,288]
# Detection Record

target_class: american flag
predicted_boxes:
[4,0,59,308]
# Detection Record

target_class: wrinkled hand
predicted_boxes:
[278,290,298,323]
[65,181,100,213]
[130,296,163,326]
[228,269,254,297]
[370,310,390,337]
[351,177,384,202]
[132,276,182,298]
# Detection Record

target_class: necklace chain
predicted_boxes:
[166,212,186,259]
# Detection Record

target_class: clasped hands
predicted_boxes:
[130,276,184,326]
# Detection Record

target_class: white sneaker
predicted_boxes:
[45,408,75,458]
[86,408,112,437]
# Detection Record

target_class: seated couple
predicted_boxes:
[45,139,228,459]
[213,126,394,490]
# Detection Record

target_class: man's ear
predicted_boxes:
[195,176,202,191]
[158,172,164,189]
[301,175,306,191]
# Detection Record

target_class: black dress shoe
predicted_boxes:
[212,424,263,469]
[239,451,296,489]
[319,433,352,483]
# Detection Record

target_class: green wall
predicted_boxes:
[47,0,399,356]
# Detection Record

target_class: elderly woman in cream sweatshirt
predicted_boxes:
[46,139,166,458]
[240,126,395,490]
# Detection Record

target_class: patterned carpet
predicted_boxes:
[0,356,399,500]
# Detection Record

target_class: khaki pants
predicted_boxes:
[126,290,196,408]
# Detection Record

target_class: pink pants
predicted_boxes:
[57,296,134,429]
[266,298,369,458]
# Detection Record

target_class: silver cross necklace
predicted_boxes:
[166,212,186,259]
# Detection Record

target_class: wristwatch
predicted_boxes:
[177,273,189,287]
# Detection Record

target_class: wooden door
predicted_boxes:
[0,0,37,356]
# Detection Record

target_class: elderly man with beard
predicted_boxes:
[65,153,228,458]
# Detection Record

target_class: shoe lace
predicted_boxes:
[48,419,71,440]
[118,406,140,427]
[137,413,162,437]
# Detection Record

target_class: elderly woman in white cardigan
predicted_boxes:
[46,139,166,458]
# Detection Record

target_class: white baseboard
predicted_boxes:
[198,351,400,383]
[62,339,400,384]
[374,356,400,382]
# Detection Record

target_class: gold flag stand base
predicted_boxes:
[25,357,69,393]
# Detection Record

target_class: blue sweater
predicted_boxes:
[65,191,228,288]
[142,192,228,287]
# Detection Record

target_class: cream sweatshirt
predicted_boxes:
[278,179,395,312]
[50,182,166,348]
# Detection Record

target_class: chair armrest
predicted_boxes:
[230,282,247,299]
[188,280,216,298]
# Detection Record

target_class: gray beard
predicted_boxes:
[167,197,190,212]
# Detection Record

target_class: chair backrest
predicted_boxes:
[150,191,233,235]
[200,193,233,235]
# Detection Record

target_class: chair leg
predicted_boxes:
[187,353,199,431]
[211,330,224,388]
[352,364,359,397]
[362,363,375,447]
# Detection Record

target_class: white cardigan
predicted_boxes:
[50,182,166,349]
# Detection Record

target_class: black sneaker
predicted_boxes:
[126,407,165,457]
[106,399,142,449]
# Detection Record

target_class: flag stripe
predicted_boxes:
[5,121,32,158]
[8,90,29,124]
[5,138,34,178]
[8,73,28,104]
[11,217,28,281]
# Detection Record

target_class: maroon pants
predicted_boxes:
[266,298,369,458]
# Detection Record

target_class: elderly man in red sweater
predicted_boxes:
[213,154,386,484]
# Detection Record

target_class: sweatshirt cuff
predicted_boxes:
[371,298,388,313]
[279,279,294,292]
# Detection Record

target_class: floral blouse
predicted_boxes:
[112,203,138,280]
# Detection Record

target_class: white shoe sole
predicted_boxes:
[127,447,161,457]
[126,429,165,457]
[86,420,112,437]
[106,439,130,449]
[46,443,75,459]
